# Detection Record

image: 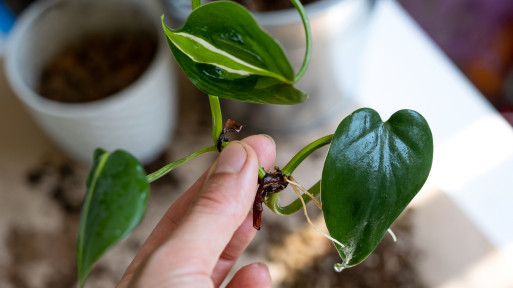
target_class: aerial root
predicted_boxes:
[387,228,397,242]
[284,175,322,210]
[284,175,344,248]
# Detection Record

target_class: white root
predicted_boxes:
[285,176,344,248]
[285,176,322,210]
[387,228,397,242]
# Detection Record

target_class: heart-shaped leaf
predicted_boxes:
[321,108,433,268]
[162,1,307,104]
[77,149,149,287]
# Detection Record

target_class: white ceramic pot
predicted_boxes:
[4,0,176,165]
[164,0,370,134]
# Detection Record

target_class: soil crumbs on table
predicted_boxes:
[5,156,424,288]
[266,210,425,288]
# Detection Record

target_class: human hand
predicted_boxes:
[117,135,276,288]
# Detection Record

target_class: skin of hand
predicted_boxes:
[117,135,276,288]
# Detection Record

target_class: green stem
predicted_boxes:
[146,146,217,183]
[291,0,312,83]
[192,0,201,10]
[266,180,320,215]
[264,134,333,215]
[209,95,223,146]
[258,166,267,180]
[281,134,333,175]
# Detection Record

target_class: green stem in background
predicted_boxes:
[281,134,333,175]
[291,0,312,83]
[192,0,202,10]
[192,2,222,148]
[209,95,223,146]
[266,180,320,215]
[146,145,217,183]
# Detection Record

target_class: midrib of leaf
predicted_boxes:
[77,152,110,286]
[164,29,291,83]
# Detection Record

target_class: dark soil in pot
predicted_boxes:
[38,32,157,103]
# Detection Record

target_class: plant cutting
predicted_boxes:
[76,0,433,286]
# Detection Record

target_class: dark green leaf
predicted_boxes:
[162,1,307,104]
[321,108,433,268]
[77,150,149,287]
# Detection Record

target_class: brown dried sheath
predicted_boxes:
[253,184,266,230]
[217,119,243,151]
[253,167,288,230]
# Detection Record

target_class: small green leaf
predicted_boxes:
[321,108,433,268]
[77,149,149,287]
[162,1,307,104]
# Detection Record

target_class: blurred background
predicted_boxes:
[1,0,513,287]
[401,0,513,126]
[3,0,513,125]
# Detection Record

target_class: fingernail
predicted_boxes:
[252,262,271,288]
[255,262,269,272]
[215,142,247,174]
[260,134,275,148]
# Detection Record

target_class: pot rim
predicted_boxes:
[4,0,168,118]
[253,0,349,25]
[166,0,348,26]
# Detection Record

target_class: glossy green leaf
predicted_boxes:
[77,149,149,287]
[162,1,307,104]
[321,108,433,268]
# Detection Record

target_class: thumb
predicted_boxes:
[139,141,260,285]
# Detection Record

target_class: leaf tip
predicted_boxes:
[77,265,89,288]
[161,14,172,34]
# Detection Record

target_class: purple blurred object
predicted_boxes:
[401,0,513,125]
[401,0,513,63]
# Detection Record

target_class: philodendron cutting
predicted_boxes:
[76,0,433,286]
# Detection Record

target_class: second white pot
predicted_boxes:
[5,0,177,165]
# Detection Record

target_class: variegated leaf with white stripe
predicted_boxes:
[162,1,307,105]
